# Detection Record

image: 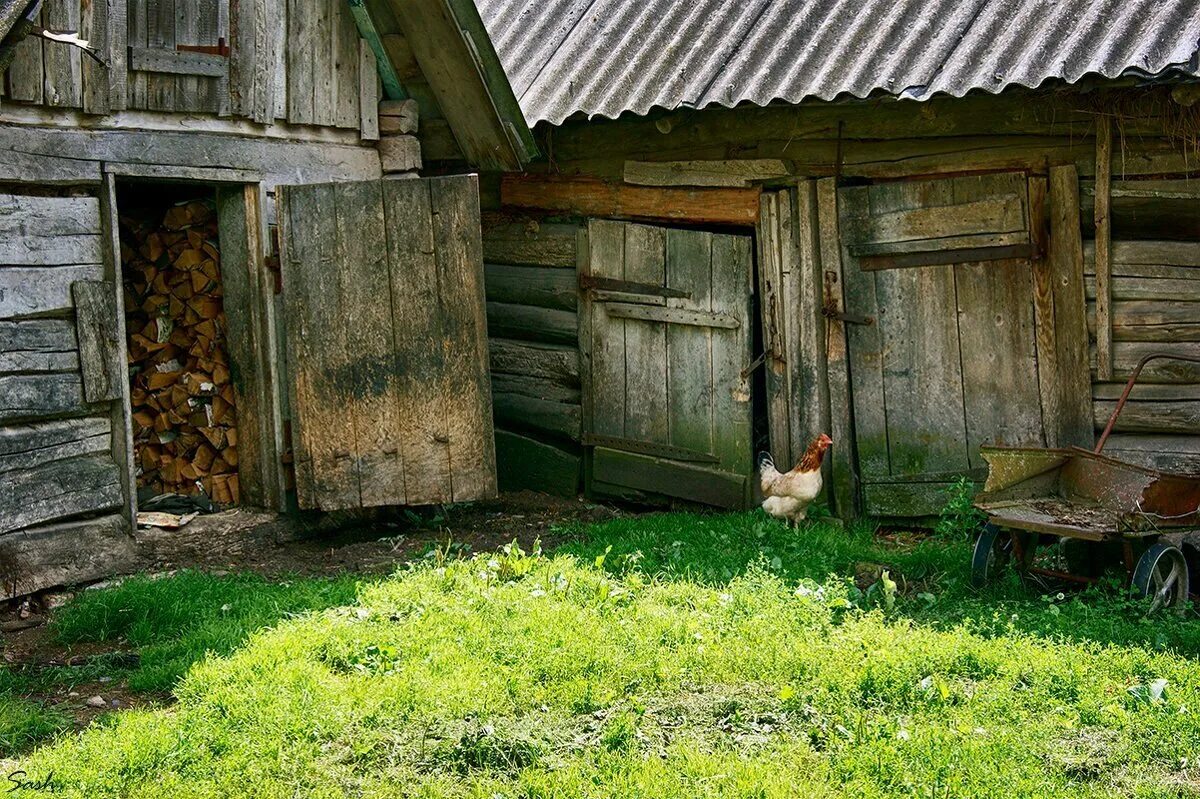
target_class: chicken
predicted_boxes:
[759,434,832,525]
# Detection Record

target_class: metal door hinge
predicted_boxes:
[822,306,874,326]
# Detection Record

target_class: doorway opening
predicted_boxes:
[117,182,241,507]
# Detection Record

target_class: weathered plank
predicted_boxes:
[286,0,314,124]
[493,392,580,441]
[0,319,79,369]
[1029,175,1063,447]
[5,9,43,104]
[486,301,577,344]
[1099,434,1200,474]
[1085,276,1200,302]
[495,429,580,497]
[332,0,360,129]
[42,0,82,107]
[0,234,102,265]
[490,373,579,404]
[665,228,714,458]
[0,373,88,422]
[848,196,1026,246]
[1047,165,1094,448]
[482,218,580,267]
[816,178,857,518]
[1093,115,1114,381]
[0,453,122,535]
[862,481,971,518]
[71,280,122,403]
[483,263,577,310]
[793,181,832,472]
[586,220,626,440]
[621,223,668,444]
[757,190,792,463]
[1093,398,1199,434]
[0,264,103,323]
[0,513,139,600]
[359,39,379,141]
[1087,300,1200,341]
[145,0,178,111]
[80,0,111,113]
[378,98,419,134]
[708,230,753,475]
[603,302,739,329]
[1099,342,1200,384]
[592,446,746,508]
[0,195,100,237]
[501,175,760,226]
[0,416,111,474]
[624,159,792,187]
[380,179,450,504]
[377,136,422,172]
[488,338,579,385]
[128,47,227,76]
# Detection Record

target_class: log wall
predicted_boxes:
[482,214,583,497]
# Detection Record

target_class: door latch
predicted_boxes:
[822,306,874,326]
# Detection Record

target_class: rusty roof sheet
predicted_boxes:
[476,0,1200,125]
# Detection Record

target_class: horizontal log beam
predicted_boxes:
[0,513,140,600]
[486,302,577,345]
[501,175,760,226]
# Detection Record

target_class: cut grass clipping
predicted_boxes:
[3,513,1200,797]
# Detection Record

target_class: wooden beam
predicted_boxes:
[128,47,228,76]
[1048,165,1094,447]
[816,177,858,519]
[624,159,793,187]
[501,175,761,227]
[756,190,792,464]
[602,302,740,329]
[1093,115,1114,381]
[348,0,407,100]
[0,513,142,600]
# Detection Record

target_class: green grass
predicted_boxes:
[4,511,1200,797]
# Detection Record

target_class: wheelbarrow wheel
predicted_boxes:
[1132,543,1190,614]
[970,523,1011,589]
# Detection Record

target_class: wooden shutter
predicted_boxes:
[277,175,496,511]
[127,0,228,113]
[581,220,754,508]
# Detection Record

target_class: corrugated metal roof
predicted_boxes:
[476,0,1200,126]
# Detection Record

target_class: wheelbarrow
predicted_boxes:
[970,353,1200,612]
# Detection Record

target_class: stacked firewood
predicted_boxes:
[121,198,239,504]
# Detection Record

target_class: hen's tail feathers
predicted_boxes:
[758,451,775,471]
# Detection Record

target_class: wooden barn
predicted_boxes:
[453,0,1200,518]
[0,0,536,597]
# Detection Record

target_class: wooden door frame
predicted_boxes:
[101,166,287,516]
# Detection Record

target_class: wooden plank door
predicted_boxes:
[582,220,754,508]
[277,176,496,511]
[838,173,1057,516]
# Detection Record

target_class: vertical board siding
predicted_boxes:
[6,8,44,103]
[43,0,83,107]
[280,177,495,510]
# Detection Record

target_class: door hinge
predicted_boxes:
[822,305,874,326]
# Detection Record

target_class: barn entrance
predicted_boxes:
[117,182,242,507]
[579,220,756,508]
[837,171,1090,517]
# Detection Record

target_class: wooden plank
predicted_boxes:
[428,175,496,502]
[71,280,122,403]
[335,179,405,506]
[378,136,422,172]
[0,195,100,237]
[1085,276,1200,302]
[708,230,753,478]
[144,0,177,111]
[1083,240,1200,270]
[1048,165,1093,448]
[483,263,577,311]
[332,0,360,128]
[0,348,78,373]
[42,0,82,107]
[311,0,335,126]
[127,0,147,106]
[0,233,102,265]
[0,373,88,423]
[81,0,111,113]
[99,172,136,532]
[603,302,739,329]
[621,223,668,445]
[494,429,579,497]
[359,39,379,141]
[491,373,579,404]
[848,196,1026,247]
[0,319,78,359]
[623,159,792,188]
[591,446,745,509]
[793,180,831,471]
[575,224,594,494]
[955,260,1044,466]
[488,338,578,385]
[0,453,122,535]
[586,220,626,441]
[816,178,856,518]
[1101,342,1200,384]
[382,178,452,503]
[501,176,761,226]
[127,47,227,76]
[757,191,790,463]
[1093,398,1199,434]
[493,392,580,441]
[285,0,314,124]
[0,416,111,474]
[0,513,139,601]
[379,98,419,133]
[665,228,714,457]
[5,9,43,104]
[279,182,360,509]
[485,302,577,344]
[1093,115,1114,381]
[106,0,127,111]
[348,0,405,100]
[481,218,580,267]
[863,481,969,518]
[1088,300,1200,341]
[0,264,105,320]
[173,0,202,106]
[1100,434,1200,474]
[252,0,280,121]
[1029,175,1062,447]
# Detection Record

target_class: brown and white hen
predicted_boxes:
[759,434,832,525]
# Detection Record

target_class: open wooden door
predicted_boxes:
[836,171,1091,516]
[277,176,496,511]
[581,220,754,508]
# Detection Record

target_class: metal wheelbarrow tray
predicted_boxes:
[970,353,1200,611]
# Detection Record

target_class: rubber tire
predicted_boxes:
[1131,543,1190,613]
[970,523,1010,589]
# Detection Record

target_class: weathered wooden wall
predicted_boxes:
[0,190,140,597]
[2,0,378,136]
[481,214,582,497]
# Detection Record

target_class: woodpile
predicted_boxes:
[121,198,239,504]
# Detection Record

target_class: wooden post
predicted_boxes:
[1048,165,1094,449]
[757,190,791,464]
[815,177,858,520]
[1028,175,1060,447]
[99,172,138,532]
[1093,115,1114,381]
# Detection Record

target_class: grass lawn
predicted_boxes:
[4,510,1200,797]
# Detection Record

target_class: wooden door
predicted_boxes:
[582,220,754,508]
[838,172,1088,516]
[277,176,496,511]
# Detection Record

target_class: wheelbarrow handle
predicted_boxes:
[1095,352,1200,454]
